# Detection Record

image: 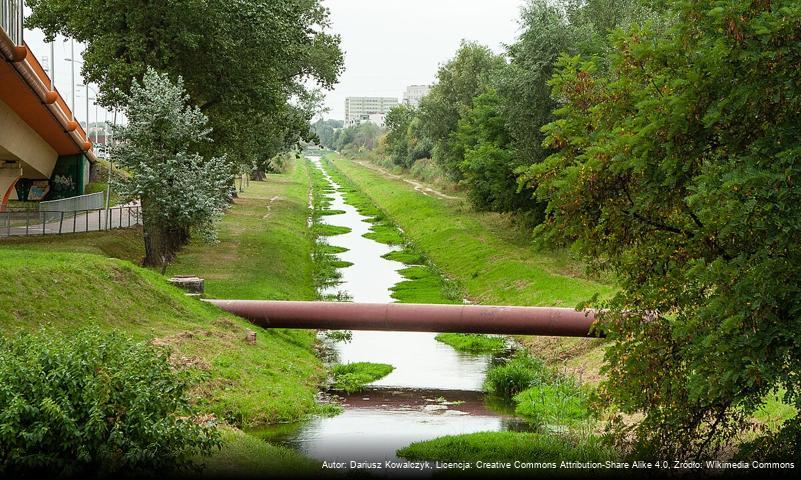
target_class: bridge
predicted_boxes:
[1,0,96,210]
[206,300,601,337]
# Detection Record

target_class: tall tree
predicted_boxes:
[418,41,505,179]
[26,0,344,170]
[533,0,801,458]
[112,69,232,267]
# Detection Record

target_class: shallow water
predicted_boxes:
[261,157,528,465]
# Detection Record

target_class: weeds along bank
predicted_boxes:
[0,160,328,475]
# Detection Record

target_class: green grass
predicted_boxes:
[331,362,394,394]
[397,431,614,463]
[0,227,145,263]
[434,333,506,354]
[166,160,318,301]
[1,159,329,473]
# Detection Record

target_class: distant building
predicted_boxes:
[345,97,398,127]
[403,85,431,107]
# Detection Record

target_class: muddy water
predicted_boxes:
[260,157,527,466]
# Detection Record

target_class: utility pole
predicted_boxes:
[70,38,75,114]
[105,110,116,229]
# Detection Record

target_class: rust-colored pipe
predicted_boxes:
[205,300,601,337]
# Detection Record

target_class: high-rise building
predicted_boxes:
[403,85,431,107]
[345,97,398,127]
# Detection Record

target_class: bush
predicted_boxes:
[484,352,550,398]
[0,328,220,477]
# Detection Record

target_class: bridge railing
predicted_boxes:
[0,0,23,45]
[0,205,142,238]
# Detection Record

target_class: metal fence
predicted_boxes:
[0,205,142,237]
[39,192,105,222]
[1,0,23,45]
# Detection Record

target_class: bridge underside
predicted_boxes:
[0,30,94,207]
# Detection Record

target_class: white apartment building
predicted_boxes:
[344,97,398,127]
[403,85,432,107]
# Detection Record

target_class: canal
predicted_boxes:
[258,156,529,468]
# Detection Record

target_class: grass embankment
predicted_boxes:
[326,153,614,377]
[0,159,328,475]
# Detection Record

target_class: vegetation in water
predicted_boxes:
[434,333,506,354]
[0,328,220,476]
[331,362,395,394]
[484,352,551,398]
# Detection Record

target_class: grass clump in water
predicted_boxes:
[435,333,506,354]
[331,362,394,394]
[484,352,551,398]
[396,431,613,463]
[363,223,404,244]
[514,381,591,425]
[382,249,425,265]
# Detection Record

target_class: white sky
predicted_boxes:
[23,0,527,124]
[321,0,526,119]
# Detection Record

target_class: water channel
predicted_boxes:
[258,156,528,469]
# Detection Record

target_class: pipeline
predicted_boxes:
[205,300,601,337]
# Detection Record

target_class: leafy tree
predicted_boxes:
[26,0,344,171]
[532,0,801,458]
[333,122,383,153]
[0,328,219,476]
[112,69,232,267]
[452,89,536,214]
[419,41,506,179]
[311,118,345,150]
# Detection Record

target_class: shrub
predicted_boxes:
[484,352,550,398]
[0,328,220,477]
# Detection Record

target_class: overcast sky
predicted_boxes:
[321,0,526,119]
[24,0,527,125]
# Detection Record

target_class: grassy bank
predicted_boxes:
[0,159,328,474]
[326,153,613,376]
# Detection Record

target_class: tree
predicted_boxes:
[532,0,801,459]
[419,41,506,179]
[310,118,344,150]
[112,69,233,267]
[452,89,536,215]
[26,0,344,171]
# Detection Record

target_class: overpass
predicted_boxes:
[1,1,96,210]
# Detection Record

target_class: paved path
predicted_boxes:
[0,203,141,237]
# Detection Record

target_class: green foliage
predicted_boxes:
[331,363,394,394]
[533,0,801,459]
[112,69,233,266]
[384,104,431,168]
[419,41,506,179]
[26,0,344,169]
[484,352,550,398]
[452,89,538,216]
[434,333,506,354]
[310,118,345,150]
[0,328,219,477]
[332,122,383,153]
